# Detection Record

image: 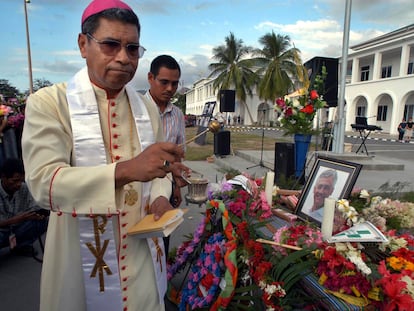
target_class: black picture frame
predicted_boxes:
[294,155,362,226]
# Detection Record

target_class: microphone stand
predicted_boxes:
[247,108,267,169]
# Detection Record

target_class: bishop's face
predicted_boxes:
[78,18,140,97]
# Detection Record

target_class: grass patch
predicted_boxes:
[184,126,290,161]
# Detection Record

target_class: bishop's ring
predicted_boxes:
[163,160,170,169]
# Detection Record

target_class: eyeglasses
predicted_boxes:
[155,77,180,88]
[86,33,146,59]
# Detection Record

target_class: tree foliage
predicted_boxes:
[33,78,52,93]
[0,77,53,99]
[0,79,20,99]
[207,31,306,124]
[208,32,259,123]
[254,32,303,102]
[172,90,187,114]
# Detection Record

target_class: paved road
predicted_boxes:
[233,126,414,162]
[222,126,414,193]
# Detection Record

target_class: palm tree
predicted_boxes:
[254,31,306,102]
[208,32,259,124]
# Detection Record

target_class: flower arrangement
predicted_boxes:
[168,178,414,310]
[337,190,414,232]
[269,203,414,309]
[167,174,316,310]
[311,190,414,309]
[274,89,326,135]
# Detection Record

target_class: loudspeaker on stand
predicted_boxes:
[219,90,235,112]
[274,142,295,184]
[214,131,231,156]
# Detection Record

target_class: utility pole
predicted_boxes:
[333,0,352,153]
[24,0,34,94]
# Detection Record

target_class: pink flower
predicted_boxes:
[275,98,286,109]
[285,107,293,117]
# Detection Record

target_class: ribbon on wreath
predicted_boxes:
[206,199,238,310]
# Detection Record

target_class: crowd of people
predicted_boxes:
[0,98,25,166]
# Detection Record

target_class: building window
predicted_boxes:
[357,106,366,116]
[381,65,392,78]
[408,62,413,75]
[377,105,388,121]
[360,66,370,81]
[404,105,414,119]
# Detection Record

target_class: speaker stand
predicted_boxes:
[247,127,266,169]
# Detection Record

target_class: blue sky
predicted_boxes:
[1,0,413,93]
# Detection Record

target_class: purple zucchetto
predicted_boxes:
[81,0,133,25]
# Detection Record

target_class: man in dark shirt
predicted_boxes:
[0,158,48,255]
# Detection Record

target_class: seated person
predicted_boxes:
[0,158,48,255]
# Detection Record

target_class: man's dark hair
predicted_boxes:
[150,55,181,77]
[0,158,24,178]
[81,8,140,35]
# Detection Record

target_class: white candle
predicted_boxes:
[321,198,336,240]
[265,171,275,206]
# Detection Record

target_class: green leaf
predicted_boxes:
[273,248,314,280]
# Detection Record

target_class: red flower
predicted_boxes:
[285,107,293,117]
[300,104,314,114]
[235,221,250,241]
[275,98,286,109]
[309,90,319,100]
[380,278,412,311]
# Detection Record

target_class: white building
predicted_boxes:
[185,24,414,134]
[185,79,272,127]
[343,24,414,134]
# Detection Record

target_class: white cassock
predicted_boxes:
[22,67,170,311]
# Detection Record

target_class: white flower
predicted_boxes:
[337,199,361,224]
[359,189,370,199]
[291,98,301,108]
[370,196,382,205]
[337,243,371,275]
[337,199,349,211]
[402,275,414,298]
[258,280,266,289]
[265,284,278,295]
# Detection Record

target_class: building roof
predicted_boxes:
[350,23,414,51]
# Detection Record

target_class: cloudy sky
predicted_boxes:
[1,0,413,93]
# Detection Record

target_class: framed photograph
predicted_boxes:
[207,101,216,115]
[294,155,362,226]
[201,116,210,127]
